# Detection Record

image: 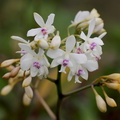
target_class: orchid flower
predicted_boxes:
[27,12,55,40]
[47,35,87,73]
[19,44,50,78]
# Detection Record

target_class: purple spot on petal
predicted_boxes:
[33,62,40,69]
[90,42,97,50]
[76,69,84,76]
[41,28,47,35]
[21,50,27,55]
[76,48,83,54]
[62,59,69,67]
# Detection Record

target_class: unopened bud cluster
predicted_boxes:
[0,8,106,105]
[92,86,117,112]
[91,73,120,112]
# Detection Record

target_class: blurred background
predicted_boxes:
[0,0,120,120]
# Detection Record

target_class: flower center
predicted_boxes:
[90,42,97,50]
[33,62,40,69]
[76,69,84,76]
[41,28,47,35]
[76,48,83,54]
[62,59,69,67]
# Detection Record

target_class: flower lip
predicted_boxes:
[76,48,83,54]
[90,42,97,50]
[21,50,27,55]
[62,59,69,67]
[41,28,47,35]
[33,62,40,69]
[76,69,84,76]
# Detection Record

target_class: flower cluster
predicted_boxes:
[0,8,106,105]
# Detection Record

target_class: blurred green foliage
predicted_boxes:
[1,0,120,120]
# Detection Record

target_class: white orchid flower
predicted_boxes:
[19,44,50,78]
[47,35,87,73]
[11,36,30,55]
[80,19,104,56]
[27,12,55,40]
[68,47,98,83]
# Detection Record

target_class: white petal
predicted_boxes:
[38,48,44,56]
[68,71,74,81]
[99,32,107,39]
[50,58,60,68]
[70,53,87,64]
[34,12,44,27]
[84,60,98,72]
[92,37,104,45]
[11,36,28,43]
[20,54,33,70]
[46,13,55,26]
[19,43,36,55]
[75,76,82,83]
[66,35,76,52]
[42,56,50,67]
[93,45,102,56]
[81,68,88,80]
[30,66,38,77]
[27,28,41,37]
[88,19,95,37]
[47,25,55,33]
[34,32,43,40]
[59,65,66,73]
[47,49,64,58]
[80,31,87,41]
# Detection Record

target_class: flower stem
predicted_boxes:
[55,66,63,120]
[35,89,56,120]
[63,82,103,98]
[63,84,92,97]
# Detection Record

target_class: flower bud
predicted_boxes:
[2,72,11,79]
[92,86,107,112]
[6,65,15,71]
[105,83,119,90]
[94,23,104,33]
[22,76,32,87]
[107,73,120,82]
[8,78,14,84]
[25,86,33,99]
[10,66,20,77]
[96,94,107,112]
[1,85,13,95]
[89,8,100,19]
[38,39,49,49]
[105,96,117,107]
[50,34,61,49]
[102,89,117,107]
[0,59,20,67]
[23,93,31,106]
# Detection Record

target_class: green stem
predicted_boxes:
[63,82,103,98]
[55,66,63,120]
[63,84,92,97]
